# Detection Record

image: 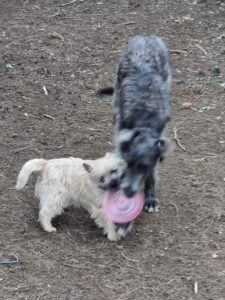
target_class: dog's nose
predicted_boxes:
[123,186,136,198]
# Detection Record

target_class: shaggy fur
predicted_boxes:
[99,34,172,236]
[15,153,127,241]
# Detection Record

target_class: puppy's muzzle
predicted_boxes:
[108,179,120,190]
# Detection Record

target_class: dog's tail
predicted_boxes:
[97,86,114,96]
[15,159,46,190]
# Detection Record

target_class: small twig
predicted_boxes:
[11,146,32,154]
[121,252,139,263]
[121,252,143,273]
[60,0,77,7]
[173,127,186,151]
[194,219,214,240]
[87,127,104,132]
[117,287,139,300]
[43,85,48,95]
[115,22,137,26]
[206,152,218,157]
[165,202,179,221]
[49,10,61,17]
[170,49,188,55]
[42,114,55,120]
[195,44,208,56]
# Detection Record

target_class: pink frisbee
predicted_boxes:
[102,188,144,223]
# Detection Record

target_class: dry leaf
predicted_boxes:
[181,102,193,109]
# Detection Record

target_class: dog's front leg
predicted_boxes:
[115,222,133,238]
[144,171,160,213]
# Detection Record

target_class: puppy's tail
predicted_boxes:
[97,87,114,96]
[15,159,46,190]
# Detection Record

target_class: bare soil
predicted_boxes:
[1,0,225,299]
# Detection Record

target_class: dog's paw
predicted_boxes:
[115,223,133,238]
[144,197,160,213]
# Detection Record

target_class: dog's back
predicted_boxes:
[114,34,171,133]
[120,35,170,78]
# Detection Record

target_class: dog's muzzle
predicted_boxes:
[123,186,136,198]
[121,168,146,198]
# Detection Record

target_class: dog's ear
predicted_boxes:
[118,129,134,143]
[120,141,130,153]
[157,139,167,162]
[83,163,93,173]
[118,62,128,83]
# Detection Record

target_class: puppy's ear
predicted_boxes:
[105,152,113,158]
[83,163,93,173]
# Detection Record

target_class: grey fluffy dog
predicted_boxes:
[99,34,172,235]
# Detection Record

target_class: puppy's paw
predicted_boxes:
[116,223,133,238]
[43,226,57,233]
[107,231,121,242]
[144,197,160,213]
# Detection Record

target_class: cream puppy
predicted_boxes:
[16,153,126,241]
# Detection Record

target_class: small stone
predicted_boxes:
[211,67,220,76]
[6,63,13,69]
[196,69,206,77]
[175,79,185,85]
[212,253,218,259]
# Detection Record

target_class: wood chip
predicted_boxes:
[181,102,193,108]
[48,32,64,41]
[177,101,194,110]
[194,282,198,294]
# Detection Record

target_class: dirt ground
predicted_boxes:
[0,0,225,299]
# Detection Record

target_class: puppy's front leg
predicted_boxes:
[91,206,120,241]
[144,170,159,213]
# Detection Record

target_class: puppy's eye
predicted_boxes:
[99,176,105,183]
[111,169,118,174]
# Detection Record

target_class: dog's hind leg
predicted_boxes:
[144,170,160,213]
[38,191,65,233]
